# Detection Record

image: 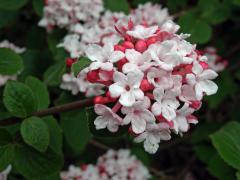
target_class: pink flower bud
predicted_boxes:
[135,40,147,53]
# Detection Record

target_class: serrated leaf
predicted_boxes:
[21,117,50,152]
[207,153,235,180]
[194,145,216,164]
[0,144,15,171]
[0,0,29,10]
[71,57,91,77]
[210,121,240,170]
[25,76,50,110]
[104,0,130,14]
[191,122,222,144]
[14,145,63,179]
[43,61,66,86]
[179,12,212,44]
[60,109,92,153]
[0,48,23,75]
[3,81,37,118]
[43,116,63,155]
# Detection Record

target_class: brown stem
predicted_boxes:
[0,98,94,126]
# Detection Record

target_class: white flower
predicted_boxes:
[186,62,218,100]
[151,87,180,121]
[0,75,17,87]
[127,25,158,39]
[86,44,125,71]
[94,104,122,132]
[149,40,182,70]
[121,97,155,134]
[60,73,81,95]
[161,20,180,34]
[57,34,84,58]
[0,40,26,53]
[134,122,171,154]
[132,2,171,26]
[0,165,12,180]
[122,49,152,74]
[172,103,196,134]
[109,71,144,107]
[147,67,173,89]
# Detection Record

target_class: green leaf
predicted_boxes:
[25,76,50,110]
[237,171,240,180]
[194,145,216,164]
[233,0,240,6]
[104,0,130,14]
[207,153,235,180]
[0,128,12,146]
[3,81,37,118]
[14,145,63,179]
[206,71,237,108]
[43,61,66,86]
[0,0,29,10]
[191,122,222,144]
[210,121,240,170]
[21,117,50,152]
[198,0,231,24]
[71,57,91,77]
[60,109,92,152]
[131,147,151,166]
[43,116,63,155]
[0,10,18,28]
[86,107,128,138]
[32,0,44,16]
[47,30,68,62]
[0,144,15,171]
[0,48,23,75]
[178,12,212,44]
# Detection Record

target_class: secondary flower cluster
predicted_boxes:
[60,149,151,180]
[39,0,104,32]
[56,2,171,58]
[74,20,218,154]
[200,47,228,72]
[0,40,26,87]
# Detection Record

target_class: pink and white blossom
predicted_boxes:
[121,97,155,134]
[94,104,122,132]
[134,122,171,154]
[66,20,218,154]
[61,149,151,180]
[109,71,144,107]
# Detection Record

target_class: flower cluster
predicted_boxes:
[74,20,218,154]
[57,2,171,58]
[39,0,104,31]
[60,149,151,180]
[0,165,12,180]
[0,40,26,87]
[200,47,228,72]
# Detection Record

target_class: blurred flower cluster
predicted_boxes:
[60,149,151,180]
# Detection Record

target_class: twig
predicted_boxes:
[0,98,94,126]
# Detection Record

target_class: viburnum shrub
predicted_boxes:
[60,149,151,180]
[69,19,219,154]
[1,0,239,179]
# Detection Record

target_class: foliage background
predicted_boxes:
[0,0,240,179]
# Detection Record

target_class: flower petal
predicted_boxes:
[94,116,108,130]
[119,91,135,107]
[109,83,125,98]
[132,116,146,134]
